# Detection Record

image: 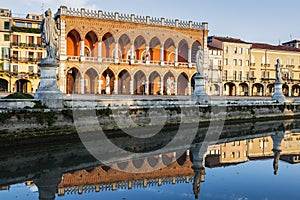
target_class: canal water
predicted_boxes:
[0,118,300,200]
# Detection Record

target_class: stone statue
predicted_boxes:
[106,74,110,88]
[41,8,59,61]
[196,46,204,75]
[275,59,282,83]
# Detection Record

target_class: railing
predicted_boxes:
[57,6,206,30]
[11,42,45,48]
[11,57,41,63]
[64,55,193,68]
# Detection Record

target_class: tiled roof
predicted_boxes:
[212,36,250,44]
[251,43,300,52]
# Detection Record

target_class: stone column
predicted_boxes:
[114,78,118,94]
[160,45,164,66]
[80,40,85,61]
[97,41,102,62]
[174,81,177,95]
[174,47,179,66]
[145,80,149,95]
[188,81,192,96]
[160,81,164,95]
[59,63,66,93]
[130,44,135,64]
[188,48,192,67]
[80,78,85,94]
[145,45,150,64]
[114,42,119,63]
[130,80,134,95]
[98,78,102,94]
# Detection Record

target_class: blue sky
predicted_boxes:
[1,0,299,45]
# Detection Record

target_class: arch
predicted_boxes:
[67,29,81,56]
[102,32,115,59]
[132,158,144,169]
[84,68,99,94]
[266,84,274,96]
[101,68,115,94]
[15,79,32,93]
[177,72,189,95]
[118,34,131,60]
[252,83,264,96]
[118,69,131,94]
[117,162,129,171]
[239,83,249,96]
[224,82,236,96]
[66,67,81,94]
[211,84,221,96]
[147,156,159,168]
[282,84,289,96]
[164,38,175,63]
[163,71,175,95]
[149,37,161,62]
[191,40,201,63]
[149,71,161,95]
[0,78,8,92]
[134,35,146,61]
[162,153,174,166]
[133,70,146,95]
[178,39,189,63]
[85,31,98,57]
[292,85,300,97]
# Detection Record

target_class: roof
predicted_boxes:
[210,36,250,44]
[282,40,300,45]
[251,43,300,52]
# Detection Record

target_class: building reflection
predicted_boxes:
[2,127,300,199]
[33,131,300,199]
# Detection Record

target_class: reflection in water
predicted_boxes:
[1,119,300,199]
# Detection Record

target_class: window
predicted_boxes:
[234,59,237,66]
[224,46,228,53]
[15,22,25,27]
[28,66,34,72]
[12,35,19,44]
[4,21,10,29]
[239,59,243,66]
[2,62,9,71]
[4,34,10,42]
[13,65,18,73]
[1,47,9,59]
[224,58,228,65]
[234,47,238,54]
[246,60,250,66]
[27,36,34,45]
[234,71,237,80]
[37,52,42,59]
[27,23,32,28]
[246,48,250,55]
[239,48,243,54]
[224,70,228,80]
[239,71,242,80]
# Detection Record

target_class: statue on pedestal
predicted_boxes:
[41,8,59,62]
[196,46,204,75]
[275,59,282,83]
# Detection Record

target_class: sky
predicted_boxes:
[1,0,299,45]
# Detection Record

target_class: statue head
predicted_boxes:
[45,8,52,17]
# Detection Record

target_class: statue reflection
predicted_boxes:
[191,142,208,199]
[271,131,284,175]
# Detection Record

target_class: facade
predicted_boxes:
[0,8,46,93]
[250,43,300,97]
[208,36,252,96]
[55,6,209,96]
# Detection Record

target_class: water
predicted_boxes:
[0,119,300,200]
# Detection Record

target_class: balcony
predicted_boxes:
[10,57,41,63]
[65,56,193,68]
[11,42,45,49]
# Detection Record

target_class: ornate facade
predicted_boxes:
[55,6,209,96]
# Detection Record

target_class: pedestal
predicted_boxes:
[272,82,286,103]
[34,59,63,108]
[192,73,209,104]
